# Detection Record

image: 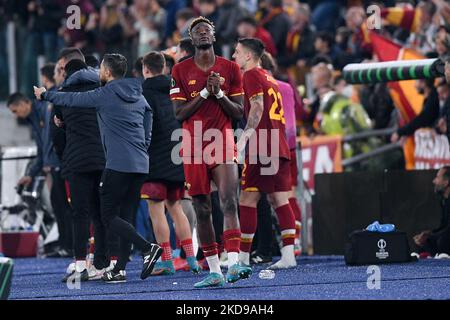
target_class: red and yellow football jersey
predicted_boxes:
[170,56,244,159]
[243,67,290,160]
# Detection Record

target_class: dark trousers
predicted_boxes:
[50,168,73,252]
[68,170,119,269]
[254,194,273,257]
[424,227,450,255]
[100,169,150,271]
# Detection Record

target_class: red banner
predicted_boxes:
[414,129,450,169]
[299,135,343,191]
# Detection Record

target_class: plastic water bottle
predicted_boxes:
[258,269,275,280]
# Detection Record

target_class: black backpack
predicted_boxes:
[344,230,415,266]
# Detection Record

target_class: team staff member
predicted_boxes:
[55,57,120,283]
[34,54,162,283]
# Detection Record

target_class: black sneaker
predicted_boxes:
[61,269,89,283]
[102,270,126,283]
[250,252,272,265]
[141,244,163,280]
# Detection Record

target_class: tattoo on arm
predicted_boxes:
[245,94,264,131]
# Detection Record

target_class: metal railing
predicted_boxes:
[341,127,402,168]
[342,127,397,143]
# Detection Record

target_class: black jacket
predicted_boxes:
[435,196,450,233]
[54,67,105,176]
[142,75,185,183]
[26,101,46,178]
[278,26,316,68]
[262,10,291,60]
[30,0,64,32]
[397,88,440,137]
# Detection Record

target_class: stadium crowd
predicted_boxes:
[2,0,450,286]
[2,0,450,137]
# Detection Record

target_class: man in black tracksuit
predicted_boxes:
[55,59,119,282]
[35,54,162,283]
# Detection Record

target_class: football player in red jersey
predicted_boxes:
[260,52,303,256]
[233,38,297,269]
[170,17,252,288]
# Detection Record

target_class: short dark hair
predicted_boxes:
[40,63,56,83]
[238,37,265,60]
[311,54,332,67]
[64,59,88,78]
[179,38,195,56]
[7,92,30,107]
[189,16,215,38]
[85,55,100,68]
[238,16,257,27]
[316,31,334,48]
[163,53,175,74]
[58,47,85,63]
[142,52,165,75]
[260,52,277,73]
[102,54,128,78]
[133,56,144,77]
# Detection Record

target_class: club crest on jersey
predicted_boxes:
[188,80,196,85]
[171,78,176,87]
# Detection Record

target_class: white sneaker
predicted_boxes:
[88,265,105,280]
[435,253,450,259]
[105,260,117,272]
[66,262,76,274]
[268,245,297,270]
[410,252,420,259]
